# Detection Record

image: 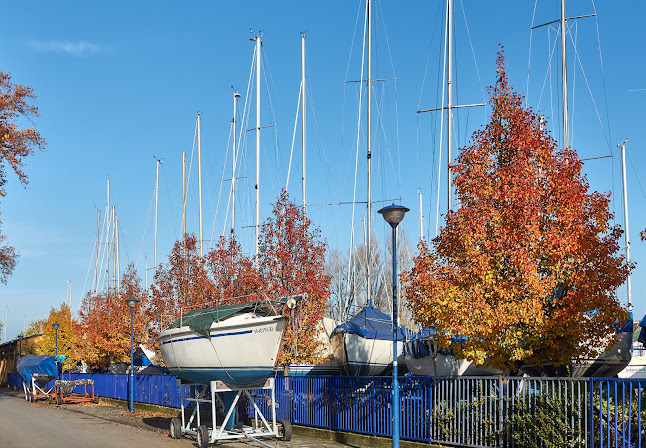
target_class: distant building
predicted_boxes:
[0,326,44,385]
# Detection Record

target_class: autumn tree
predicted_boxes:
[404,51,630,374]
[0,72,45,281]
[258,190,331,366]
[206,235,265,304]
[0,227,17,284]
[148,234,215,335]
[38,303,79,371]
[76,264,150,368]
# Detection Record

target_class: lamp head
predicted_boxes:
[125,298,140,309]
[52,322,60,331]
[378,203,410,225]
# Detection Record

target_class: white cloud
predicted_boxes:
[30,40,100,56]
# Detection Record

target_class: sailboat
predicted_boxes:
[330,0,409,377]
[618,315,646,379]
[159,300,289,387]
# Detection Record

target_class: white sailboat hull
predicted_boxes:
[405,352,501,377]
[331,331,403,376]
[404,338,502,377]
[159,313,286,387]
[617,348,646,379]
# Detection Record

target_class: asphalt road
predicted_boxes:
[0,393,195,448]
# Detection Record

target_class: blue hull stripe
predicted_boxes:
[162,329,252,345]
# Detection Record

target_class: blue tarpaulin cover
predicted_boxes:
[638,315,646,344]
[618,318,634,334]
[16,355,57,384]
[333,305,407,341]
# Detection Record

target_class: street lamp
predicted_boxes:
[125,298,140,413]
[378,203,409,448]
[52,322,60,380]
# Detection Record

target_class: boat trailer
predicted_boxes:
[52,379,99,405]
[170,377,292,448]
[23,373,55,403]
[23,376,99,405]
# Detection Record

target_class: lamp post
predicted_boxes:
[378,203,409,448]
[52,322,60,380]
[125,298,140,413]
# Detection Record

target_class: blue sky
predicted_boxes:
[1,1,645,340]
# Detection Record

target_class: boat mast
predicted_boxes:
[619,140,632,312]
[419,191,423,241]
[94,209,100,292]
[105,177,110,293]
[561,0,569,150]
[366,0,373,307]
[447,0,454,210]
[154,158,161,277]
[232,89,240,235]
[416,0,483,215]
[197,113,204,257]
[255,35,261,258]
[116,216,120,294]
[301,33,307,216]
[112,205,116,292]
[182,152,186,239]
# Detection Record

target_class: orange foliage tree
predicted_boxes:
[147,192,330,367]
[258,190,331,366]
[76,265,150,368]
[206,235,265,304]
[38,303,78,371]
[0,72,46,283]
[148,234,215,335]
[404,51,631,374]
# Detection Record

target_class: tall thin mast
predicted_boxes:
[415,0,483,214]
[116,216,120,294]
[232,90,240,235]
[197,113,204,257]
[419,191,423,241]
[182,152,186,239]
[112,205,116,292]
[94,209,100,292]
[366,0,373,307]
[301,33,307,215]
[105,177,110,293]
[447,0,454,210]
[561,0,569,150]
[154,158,160,277]
[619,141,632,312]
[255,35,261,258]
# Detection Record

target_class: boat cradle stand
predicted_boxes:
[22,373,55,403]
[170,377,292,448]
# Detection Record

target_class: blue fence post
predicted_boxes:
[589,377,594,448]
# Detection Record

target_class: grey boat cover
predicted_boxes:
[166,301,280,337]
[17,355,57,384]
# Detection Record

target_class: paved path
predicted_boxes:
[0,392,195,448]
[0,389,349,448]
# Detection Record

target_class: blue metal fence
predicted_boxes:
[5,371,644,448]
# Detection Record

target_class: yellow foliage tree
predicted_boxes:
[404,52,631,374]
[38,303,79,372]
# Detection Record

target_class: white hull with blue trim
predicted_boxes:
[159,313,286,387]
